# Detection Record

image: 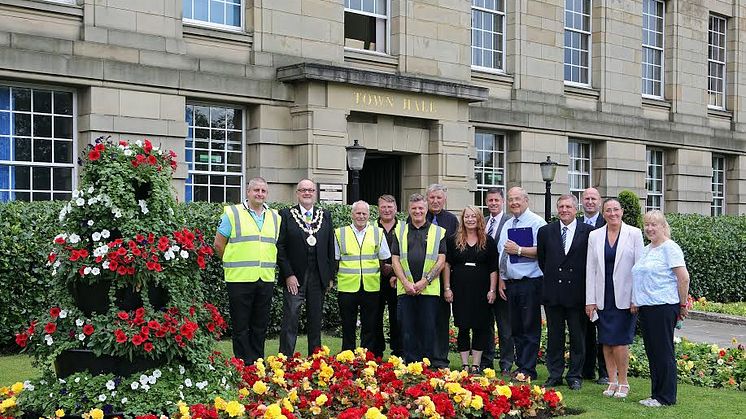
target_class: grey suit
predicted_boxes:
[481,212,514,372]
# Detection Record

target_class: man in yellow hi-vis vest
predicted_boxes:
[213,177,280,365]
[391,193,447,364]
[334,200,391,357]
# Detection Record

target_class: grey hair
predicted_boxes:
[508,186,529,200]
[351,200,370,212]
[247,177,267,189]
[408,193,426,204]
[426,183,448,196]
[557,194,578,209]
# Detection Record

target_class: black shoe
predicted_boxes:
[596,376,609,385]
[543,378,562,387]
[567,380,582,390]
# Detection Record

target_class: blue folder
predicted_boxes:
[508,227,534,264]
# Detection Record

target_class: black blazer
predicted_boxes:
[277,205,335,288]
[578,214,606,229]
[537,221,593,307]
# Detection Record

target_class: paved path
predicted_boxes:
[674,318,746,347]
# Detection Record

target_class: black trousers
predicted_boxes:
[544,305,586,382]
[480,296,514,372]
[279,267,325,356]
[582,318,608,379]
[338,289,380,355]
[226,281,274,365]
[431,297,451,369]
[373,278,400,357]
[456,327,490,352]
[398,294,439,364]
[505,278,542,379]
[640,304,680,405]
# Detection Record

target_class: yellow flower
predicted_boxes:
[336,350,355,363]
[476,376,489,387]
[10,383,23,394]
[495,385,512,398]
[314,394,328,406]
[263,404,282,418]
[532,385,544,395]
[89,408,104,419]
[0,397,17,413]
[310,406,321,415]
[407,362,423,375]
[686,360,694,371]
[732,337,739,345]
[178,401,190,416]
[422,357,431,367]
[355,347,368,358]
[363,366,376,377]
[214,396,228,411]
[225,400,246,417]
[470,395,484,410]
[388,355,402,367]
[429,378,443,389]
[238,387,250,397]
[365,407,386,419]
[55,409,65,418]
[444,382,462,394]
[0,387,8,396]
[252,380,268,395]
[711,344,720,354]
[288,389,299,402]
[556,391,563,402]
[281,398,294,412]
[482,368,496,379]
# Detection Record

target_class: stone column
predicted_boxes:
[664,148,712,215]
[593,140,646,202]
[726,154,746,215]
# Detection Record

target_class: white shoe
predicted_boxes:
[639,398,662,407]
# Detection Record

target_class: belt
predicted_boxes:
[503,276,542,282]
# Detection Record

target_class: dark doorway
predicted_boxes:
[349,153,401,207]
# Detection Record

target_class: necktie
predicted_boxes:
[487,217,496,238]
[586,218,594,226]
[305,210,312,224]
[561,226,568,254]
[512,217,519,228]
[432,215,438,226]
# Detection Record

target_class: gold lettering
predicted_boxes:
[354,91,361,105]
[429,101,436,113]
[402,98,411,111]
[386,96,394,107]
[372,95,384,107]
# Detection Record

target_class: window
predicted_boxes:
[564,0,591,85]
[711,155,725,216]
[642,0,664,98]
[183,0,242,30]
[185,103,243,203]
[568,140,591,197]
[646,148,664,211]
[0,85,75,202]
[344,0,388,53]
[474,131,505,210]
[471,0,505,71]
[708,15,727,109]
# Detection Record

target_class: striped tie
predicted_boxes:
[561,226,568,254]
[487,217,496,238]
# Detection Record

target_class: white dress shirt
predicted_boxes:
[485,211,503,240]
[583,212,599,226]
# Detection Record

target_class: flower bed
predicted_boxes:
[0,348,566,419]
[690,296,746,318]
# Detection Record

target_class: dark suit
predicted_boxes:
[426,210,458,369]
[537,220,593,383]
[277,205,335,356]
[480,213,515,372]
[578,214,608,381]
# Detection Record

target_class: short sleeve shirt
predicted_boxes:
[632,240,686,306]
[390,221,447,281]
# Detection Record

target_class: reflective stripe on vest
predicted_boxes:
[396,223,443,296]
[222,205,280,282]
[335,224,382,293]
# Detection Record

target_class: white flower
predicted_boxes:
[44,335,53,345]
[124,149,133,157]
[141,383,150,392]
[102,261,110,270]
[221,377,226,385]
[98,394,106,402]
[111,391,117,397]
[106,380,116,390]
[114,211,122,219]
[208,364,215,371]
[152,369,162,378]
[78,333,86,341]
[23,382,35,391]
[136,140,143,147]
[168,208,175,216]
[92,232,102,242]
[179,391,185,400]
[673,336,682,344]
[76,319,84,327]
[170,245,181,253]
[195,381,208,390]
[147,375,156,385]
[68,234,80,244]
[164,251,174,261]
[73,377,79,383]
[139,374,149,385]
[59,207,67,222]
[83,266,92,275]
[121,397,128,404]
[180,250,189,259]
[53,260,61,268]
[184,378,193,387]
[130,382,139,390]
[75,197,85,207]
[87,186,94,194]
[178,365,185,375]
[138,200,149,215]
[91,267,100,276]
[72,190,80,199]
[59,309,67,319]
[101,229,110,239]
[87,220,94,226]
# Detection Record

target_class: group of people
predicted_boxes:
[215,178,691,408]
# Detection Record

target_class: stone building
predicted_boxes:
[0,0,744,216]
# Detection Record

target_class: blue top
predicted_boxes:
[604,235,618,309]
[217,202,267,237]
[497,208,547,279]
[631,240,686,306]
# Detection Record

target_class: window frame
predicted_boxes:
[343,0,391,55]
[708,14,727,110]
[182,0,245,32]
[641,0,665,99]
[645,148,664,211]
[568,139,592,197]
[711,154,725,216]
[184,101,246,204]
[563,0,592,87]
[0,81,78,203]
[474,130,507,212]
[471,0,507,73]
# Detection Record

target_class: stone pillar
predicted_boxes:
[726,154,746,215]
[593,141,646,202]
[664,148,712,215]
[667,0,708,119]
[426,120,472,212]
[512,0,564,95]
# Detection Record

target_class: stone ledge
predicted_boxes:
[689,310,746,326]
[182,24,253,45]
[343,48,398,72]
[276,62,489,102]
[0,0,82,17]
[642,96,672,110]
[707,107,733,120]
[471,68,513,86]
[564,84,600,99]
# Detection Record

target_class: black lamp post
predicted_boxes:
[346,139,367,203]
[539,155,558,222]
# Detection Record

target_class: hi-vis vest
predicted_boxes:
[396,223,445,296]
[222,204,281,282]
[335,224,383,293]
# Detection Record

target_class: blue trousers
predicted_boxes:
[397,294,439,364]
[505,278,542,379]
[640,304,680,405]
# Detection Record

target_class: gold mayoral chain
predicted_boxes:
[290,207,324,246]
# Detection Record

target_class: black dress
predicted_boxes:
[446,236,498,329]
[597,235,636,345]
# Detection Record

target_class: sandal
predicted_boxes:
[613,384,630,398]
[602,382,618,397]
[471,365,482,375]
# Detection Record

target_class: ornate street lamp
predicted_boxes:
[346,139,367,203]
[540,155,558,222]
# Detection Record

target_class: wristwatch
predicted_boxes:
[425,273,433,284]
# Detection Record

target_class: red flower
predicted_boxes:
[82,324,95,336]
[117,266,128,276]
[119,140,128,146]
[88,149,100,161]
[44,322,57,334]
[15,333,28,348]
[49,307,61,318]
[54,236,66,244]
[115,329,128,343]
[197,255,206,269]
[48,252,57,263]
[387,406,410,419]
[719,349,727,357]
[147,155,157,165]
[94,143,105,152]
[117,311,129,320]
[148,320,160,330]
[143,139,153,153]
[143,342,154,353]
[131,334,144,346]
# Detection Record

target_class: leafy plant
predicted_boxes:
[617,190,643,229]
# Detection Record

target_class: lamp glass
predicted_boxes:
[540,157,558,182]
[346,142,367,171]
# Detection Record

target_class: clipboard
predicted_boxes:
[508,227,534,264]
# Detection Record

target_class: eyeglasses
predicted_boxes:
[297,188,316,193]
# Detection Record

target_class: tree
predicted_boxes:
[618,190,643,229]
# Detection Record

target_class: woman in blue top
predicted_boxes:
[631,210,690,407]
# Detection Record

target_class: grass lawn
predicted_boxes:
[3,336,744,418]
